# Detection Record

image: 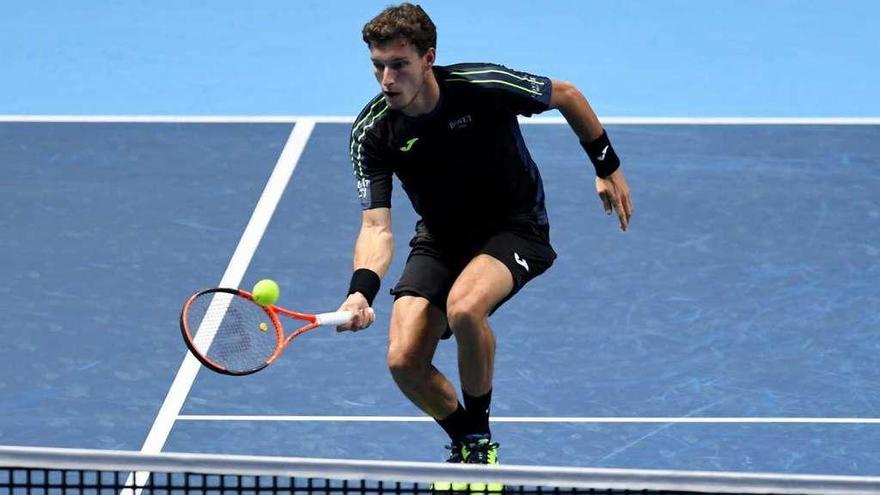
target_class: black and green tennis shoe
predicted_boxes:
[462,435,502,493]
[432,436,502,494]
[432,441,468,492]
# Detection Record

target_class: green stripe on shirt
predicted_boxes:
[445,78,543,96]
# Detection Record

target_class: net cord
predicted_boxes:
[2,445,880,495]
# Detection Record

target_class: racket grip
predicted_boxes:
[315,308,374,327]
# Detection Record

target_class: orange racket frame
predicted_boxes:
[180,287,359,376]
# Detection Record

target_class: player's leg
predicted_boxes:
[447,255,511,399]
[447,224,557,467]
[443,255,510,486]
[388,247,473,459]
[445,254,511,463]
[387,295,455,419]
[388,296,474,474]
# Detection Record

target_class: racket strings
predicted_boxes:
[186,292,277,373]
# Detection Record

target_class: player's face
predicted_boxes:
[370,39,435,111]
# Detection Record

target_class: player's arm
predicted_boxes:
[337,207,393,331]
[354,207,393,276]
[549,79,633,231]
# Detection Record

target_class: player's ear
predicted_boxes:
[423,47,436,67]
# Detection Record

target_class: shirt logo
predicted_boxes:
[400,138,419,152]
[597,145,609,161]
[514,252,529,272]
[448,115,472,130]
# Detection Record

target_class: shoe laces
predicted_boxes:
[463,438,499,464]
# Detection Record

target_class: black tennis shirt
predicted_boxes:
[350,63,553,243]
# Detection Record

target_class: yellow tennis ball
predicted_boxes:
[252,279,280,306]
[259,322,268,332]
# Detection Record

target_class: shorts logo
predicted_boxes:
[514,252,529,272]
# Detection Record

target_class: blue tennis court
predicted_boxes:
[1,119,878,476]
[3,2,880,491]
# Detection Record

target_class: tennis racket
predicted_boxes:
[180,287,366,376]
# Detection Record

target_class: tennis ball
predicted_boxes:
[258,322,269,332]
[252,279,280,306]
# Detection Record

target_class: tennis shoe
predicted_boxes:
[461,435,502,493]
[432,441,469,492]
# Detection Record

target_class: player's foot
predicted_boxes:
[461,435,502,493]
[432,441,469,492]
[445,440,465,464]
[462,435,499,464]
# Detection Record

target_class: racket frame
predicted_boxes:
[180,287,327,376]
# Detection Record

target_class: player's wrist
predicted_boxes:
[348,268,381,306]
[580,130,620,178]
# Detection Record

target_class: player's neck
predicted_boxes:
[401,71,440,117]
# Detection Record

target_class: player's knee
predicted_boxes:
[386,345,425,384]
[446,296,487,335]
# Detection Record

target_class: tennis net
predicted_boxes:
[2,445,879,495]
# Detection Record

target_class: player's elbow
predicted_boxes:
[361,207,392,233]
[363,221,393,240]
[549,79,582,110]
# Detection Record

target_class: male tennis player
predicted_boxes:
[337,3,632,465]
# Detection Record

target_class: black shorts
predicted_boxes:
[390,218,557,338]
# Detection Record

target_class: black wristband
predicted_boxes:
[348,268,381,306]
[580,130,620,178]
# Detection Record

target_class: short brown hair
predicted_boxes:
[362,3,436,55]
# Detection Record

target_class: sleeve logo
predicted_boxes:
[357,178,371,199]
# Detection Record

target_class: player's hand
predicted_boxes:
[336,292,375,332]
[596,168,633,231]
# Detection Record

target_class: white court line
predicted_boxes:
[176,415,880,424]
[1,114,880,125]
[121,119,316,494]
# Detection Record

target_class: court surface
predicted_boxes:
[1,119,878,475]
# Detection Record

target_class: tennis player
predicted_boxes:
[337,3,632,465]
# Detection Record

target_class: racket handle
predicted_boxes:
[315,308,374,327]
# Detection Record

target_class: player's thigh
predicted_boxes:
[446,254,514,321]
[447,225,557,320]
[390,236,459,339]
[388,295,448,370]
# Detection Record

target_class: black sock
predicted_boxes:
[436,402,469,442]
[463,389,492,437]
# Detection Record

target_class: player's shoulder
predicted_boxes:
[437,62,512,79]
[437,62,548,88]
[351,93,391,141]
